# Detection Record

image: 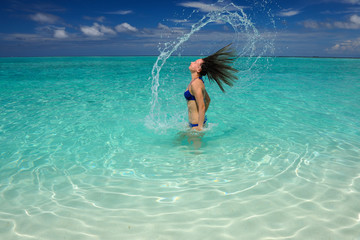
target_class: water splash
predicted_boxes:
[146,1,276,132]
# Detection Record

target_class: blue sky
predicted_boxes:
[1,0,360,57]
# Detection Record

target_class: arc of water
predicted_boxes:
[147,3,262,130]
[149,15,214,117]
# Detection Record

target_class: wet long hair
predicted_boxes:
[200,44,238,92]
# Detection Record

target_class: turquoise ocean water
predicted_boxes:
[0,56,360,239]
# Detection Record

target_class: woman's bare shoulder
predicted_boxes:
[192,78,205,88]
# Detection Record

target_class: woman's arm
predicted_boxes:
[204,90,211,112]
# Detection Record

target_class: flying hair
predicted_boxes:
[200,43,239,92]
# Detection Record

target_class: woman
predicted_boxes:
[184,44,238,131]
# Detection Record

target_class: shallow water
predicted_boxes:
[0,56,359,239]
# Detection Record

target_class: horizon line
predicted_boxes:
[1,55,360,59]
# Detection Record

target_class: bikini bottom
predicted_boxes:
[189,116,207,128]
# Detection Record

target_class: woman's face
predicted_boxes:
[189,59,204,73]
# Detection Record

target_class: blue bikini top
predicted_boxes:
[184,77,204,101]
[184,89,196,101]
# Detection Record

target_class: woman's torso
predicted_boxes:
[184,79,207,124]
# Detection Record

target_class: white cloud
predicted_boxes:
[302,14,360,29]
[178,2,223,12]
[341,0,360,4]
[169,19,189,23]
[54,28,68,39]
[99,24,116,35]
[302,20,320,29]
[107,10,133,15]
[81,26,103,37]
[321,7,360,15]
[278,9,301,17]
[97,16,106,22]
[328,38,360,52]
[81,23,116,37]
[30,13,59,24]
[334,14,360,28]
[158,23,170,30]
[115,23,138,32]
[84,16,106,23]
[350,14,360,24]
[301,20,333,29]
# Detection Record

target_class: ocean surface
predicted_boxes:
[0,56,359,239]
